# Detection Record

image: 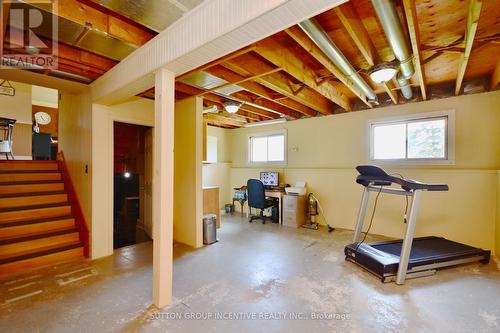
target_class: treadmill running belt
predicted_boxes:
[371,237,485,261]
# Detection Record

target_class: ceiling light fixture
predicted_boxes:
[368,62,398,83]
[223,102,241,114]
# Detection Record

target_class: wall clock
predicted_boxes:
[34,111,51,125]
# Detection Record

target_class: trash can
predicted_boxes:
[203,214,217,245]
[225,204,233,214]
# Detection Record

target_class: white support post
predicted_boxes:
[152,68,175,308]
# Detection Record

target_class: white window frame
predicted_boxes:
[247,129,287,166]
[368,110,455,165]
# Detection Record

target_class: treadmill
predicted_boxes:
[345,165,490,284]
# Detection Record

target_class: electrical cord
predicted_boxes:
[389,173,409,224]
[355,185,383,250]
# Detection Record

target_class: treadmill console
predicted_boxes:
[356,165,449,192]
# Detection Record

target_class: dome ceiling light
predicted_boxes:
[223,102,242,114]
[368,62,398,84]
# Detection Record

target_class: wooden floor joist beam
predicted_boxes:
[285,26,372,108]
[231,92,302,119]
[223,54,334,115]
[334,3,398,104]
[455,0,483,95]
[176,45,257,81]
[43,0,154,47]
[253,38,351,111]
[179,82,281,123]
[402,0,428,100]
[193,67,283,97]
[490,59,500,91]
[205,113,246,127]
[205,65,307,118]
[201,90,281,120]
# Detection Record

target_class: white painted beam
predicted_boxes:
[152,68,175,308]
[90,0,347,104]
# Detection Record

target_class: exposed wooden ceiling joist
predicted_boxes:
[203,100,263,122]
[176,45,257,82]
[253,38,352,111]
[455,0,483,95]
[192,67,283,98]
[284,26,372,108]
[3,32,117,81]
[231,92,299,119]
[202,93,271,121]
[180,83,281,124]
[204,65,307,118]
[204,113,247,127]
[334,2,398,104]
[401,0,427,100]
[57,0,155,47]
[223,54,335,115]
[490,59,500,91]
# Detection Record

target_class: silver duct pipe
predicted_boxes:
[298,19,378,103]
[371,0,414,99]
[397,76,413,100]
[1,57,93,84]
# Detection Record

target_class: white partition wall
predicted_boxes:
[173,97,204,248]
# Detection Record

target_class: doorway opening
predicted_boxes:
[113,122,153,249]
[32,85,59,160]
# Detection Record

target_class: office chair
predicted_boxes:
[247,179,277,224]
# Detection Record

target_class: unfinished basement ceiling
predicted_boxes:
[88,0,205,32]
[2,0,498,127]
[157,0,499,128]
[1,0,157,82]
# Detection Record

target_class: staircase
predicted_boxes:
[0,160,86,275]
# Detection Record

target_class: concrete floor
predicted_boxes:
[1,214,500,333]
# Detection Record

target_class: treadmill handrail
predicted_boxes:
[356,165,448,191]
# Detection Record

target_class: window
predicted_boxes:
[370,112,454,163]
[249,133,285,163]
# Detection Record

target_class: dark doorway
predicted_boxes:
[113,122,153,249]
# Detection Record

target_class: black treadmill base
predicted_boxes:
[345,236,490,280]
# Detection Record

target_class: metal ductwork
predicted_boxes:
[298,19,378,103]
[1,57,93,84]
[371,0,415,99]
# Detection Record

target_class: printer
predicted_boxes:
[285,181,307,196]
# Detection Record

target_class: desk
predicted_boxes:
[265,189,286,224]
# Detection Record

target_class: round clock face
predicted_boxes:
[35,111,51,125]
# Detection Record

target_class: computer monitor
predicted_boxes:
[260,172,279,187]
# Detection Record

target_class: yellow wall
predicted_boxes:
[0,81,32,158]
[497,173,500,257]
[174,98,203,248]
[91,97,154,259]
[0,81,32,123]
[228,91,500,252]
[32,85,58,108]
[59,90,93,231]
[202,125,232,209]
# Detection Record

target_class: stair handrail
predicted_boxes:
[57,151,90,257]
